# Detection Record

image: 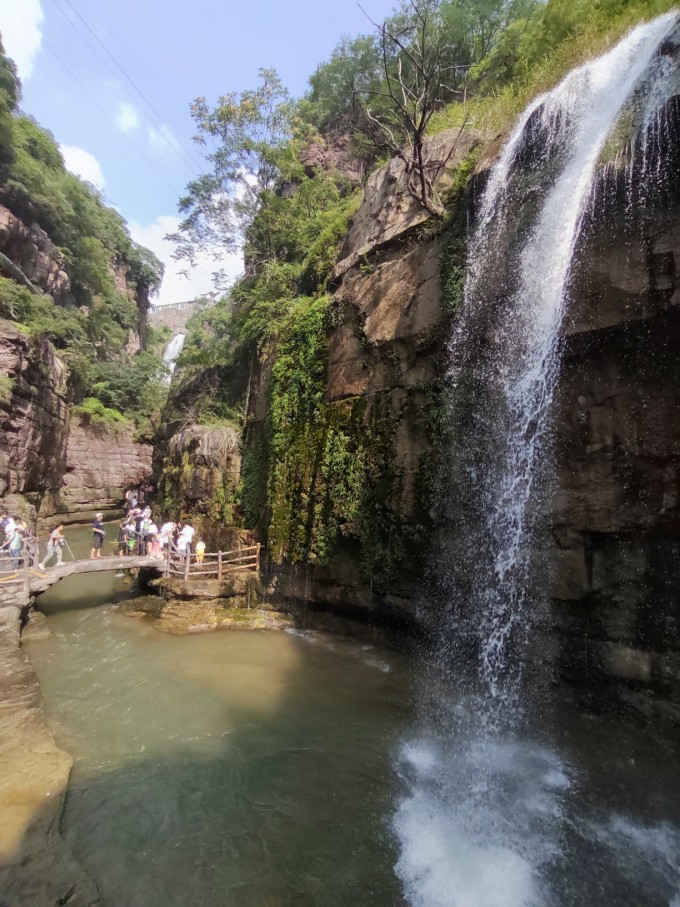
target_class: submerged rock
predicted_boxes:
[119,595,291,635]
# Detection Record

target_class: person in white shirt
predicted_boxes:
[159,521,175,551]
[181,524,195,549]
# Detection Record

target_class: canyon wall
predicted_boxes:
[0,204,154,527]
[0,320,152,527]
[239,126,680,718]
[549,187,680,721]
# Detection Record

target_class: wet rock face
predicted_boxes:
[0,205,71,299]
[549,199,680,721]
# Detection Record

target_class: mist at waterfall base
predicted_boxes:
[394,15,680,907]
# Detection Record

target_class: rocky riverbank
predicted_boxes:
[0,605,99,907]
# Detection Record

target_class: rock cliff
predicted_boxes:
[0,321,152,527]
[0,205,70,299]
[549,173,680,721]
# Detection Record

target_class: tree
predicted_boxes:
[168,68,292,282]
[356,0,469,216]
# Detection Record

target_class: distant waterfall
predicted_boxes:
[162,333,185,379]
[395,15,680,907]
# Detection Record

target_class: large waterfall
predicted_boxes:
[395,15,680,907]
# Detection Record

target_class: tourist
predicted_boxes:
[149,521,160,557]
[196,537,206,564]
[0,510,14,536]
[0,512,16,558]
[90,513,105,559]
[38,524,66,570]
[159,521,175,552]
[181,522,195,551]
[143,516,155,556]
[175,531,188,563]
[0,524,22,569]
[117,521,129,556]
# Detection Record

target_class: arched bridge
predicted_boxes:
[28,556,166,594]
[0,542,261,600]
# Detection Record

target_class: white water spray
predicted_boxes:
[162,332,185,380]
[457,12,679,713]
[396,15,680,907]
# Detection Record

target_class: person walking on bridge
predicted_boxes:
[38,524,65,570]
[90,513,105,559]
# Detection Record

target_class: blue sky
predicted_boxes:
[0,0,397,303]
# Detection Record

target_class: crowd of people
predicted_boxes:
[0,510,35,570]
[113,499,205,562]
[0,487,209,574]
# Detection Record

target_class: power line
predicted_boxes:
[47,0,206,177]
[35,31,180,194]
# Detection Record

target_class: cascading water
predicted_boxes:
[395,14,680,907]
[162,332,185,380]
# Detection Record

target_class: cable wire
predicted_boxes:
[47,0,206,177]
[37,33,180,193]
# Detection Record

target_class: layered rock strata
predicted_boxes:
[59,421,152,524]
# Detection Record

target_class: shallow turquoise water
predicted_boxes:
[27,540,414,907]
[25,527,680,906]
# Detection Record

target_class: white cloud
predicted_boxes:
[129,214,243,306]
[115,101,140,133]
[147,123,178,156]
[0,0,44,80]
[60,144,106,191]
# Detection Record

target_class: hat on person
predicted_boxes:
[95,512,104,518]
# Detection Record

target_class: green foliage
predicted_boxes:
[0,47,164,388]
[0,374,14,403]
[87,350,169,418]
[179,184,358,372]
[72,397,130,427]
[301,0,539,138]
[241,294,411,586]
[430,0,680,138]
[170,68,291,274]
[0,35,167,430]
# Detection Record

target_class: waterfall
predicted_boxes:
[395,14,680,907]
[438,11,679,721]
[162,332,185,379]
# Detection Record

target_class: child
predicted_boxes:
[196,537,206,564]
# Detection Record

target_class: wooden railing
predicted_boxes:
[166,543,261,580]
[0,536,262,593]
[0,537,40,593]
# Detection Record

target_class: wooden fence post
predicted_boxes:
[256,543,261,573]
[184,552,190,581]
[22,540,29,597]
[217,551,222,581]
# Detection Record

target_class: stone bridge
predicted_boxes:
[28,555,166,594]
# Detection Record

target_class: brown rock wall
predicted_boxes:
[335,128,479,277]
[0,205,70,299]
[548,201,680,720]
[59,421,153,522]
[0,321,69,502]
